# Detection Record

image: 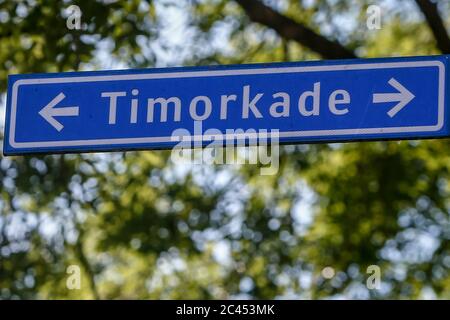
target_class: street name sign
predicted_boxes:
[4,55,449,155]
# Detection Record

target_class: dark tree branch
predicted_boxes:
[234,0,356,59]
[415,0,450,53]
[74,229,100,300]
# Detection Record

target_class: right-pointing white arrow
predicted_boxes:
[39,92,79,131]
[373,78,415,118]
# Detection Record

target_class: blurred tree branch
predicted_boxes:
[234,0,357,59]
[415,0,450,53]
[74,229,100,300]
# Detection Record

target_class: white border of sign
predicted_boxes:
[9,61,445,149]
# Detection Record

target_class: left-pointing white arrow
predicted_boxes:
[39,92,79,131]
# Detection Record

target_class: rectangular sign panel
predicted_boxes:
[4,55,449,155]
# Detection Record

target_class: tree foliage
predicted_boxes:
[0,0,450,299]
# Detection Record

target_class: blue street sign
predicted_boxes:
[3,55,450,155]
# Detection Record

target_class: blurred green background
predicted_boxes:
[0,0,449,299]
